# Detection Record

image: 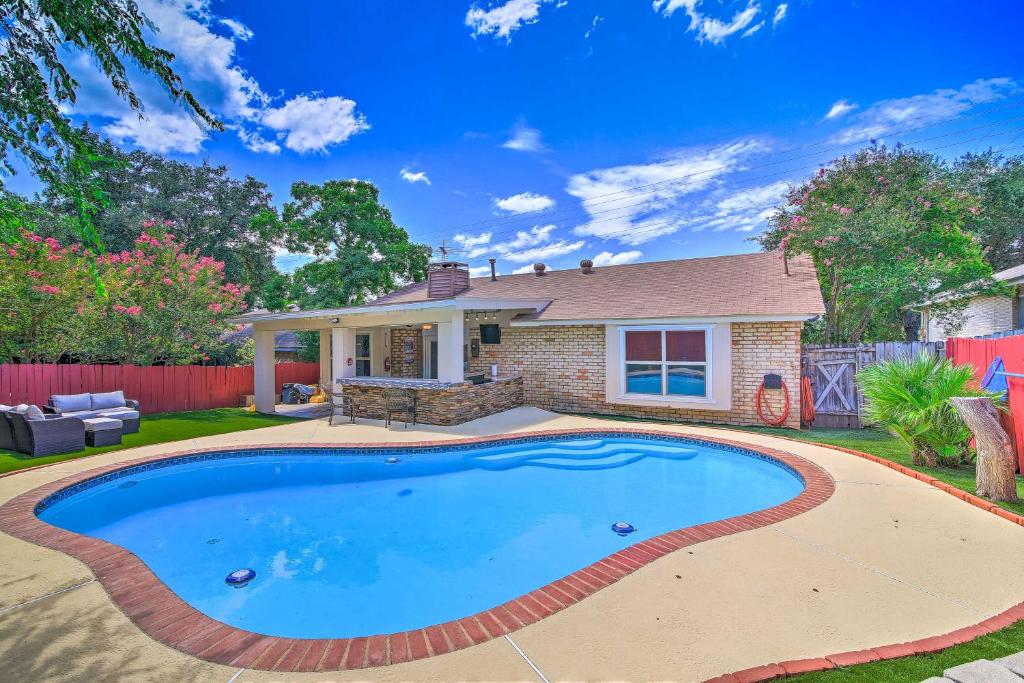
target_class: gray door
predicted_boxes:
[428,340,438,379]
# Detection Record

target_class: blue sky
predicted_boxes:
[13,0,1024,276]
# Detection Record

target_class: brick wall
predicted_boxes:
[468,321,802,428]
[340,377,524,426]
[390,328,423,378]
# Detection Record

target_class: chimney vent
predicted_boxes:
[488,258,497,281]
[533,262,547,276]
[580,258,594,274]
[427,261,470,298]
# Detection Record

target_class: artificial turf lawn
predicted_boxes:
[0,408,301,475]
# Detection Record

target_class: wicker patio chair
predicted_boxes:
[329,391,356,425]
[0,411,16,451]
[382,389,416,428]
[7,412,86,457]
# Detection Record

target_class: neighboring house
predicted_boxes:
[236,253,825,427]
[915,264,1024,341]
[223,326,307,362]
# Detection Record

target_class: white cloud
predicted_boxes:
[495,224,556,251]
[772,3,787,26]
[502,121,544,152]
[469,265,494,277]
[511,264,537,274]
[261,95,369,153]
[401,168,431,185]
[502,239,585,263]
[693,180,790,233]
[219,18,253,41]
[567,139,768,245]
[824,99,858,120]
[465,0,557,40]
[453,231,494,259]
[65,0,368,155]
[585,15,603,39]
[832,77,1018,144]
[592,250,643,266]
[102,112,208,153]
[654,0,765,45]
[494,192,555,214]
[741,21,764,37]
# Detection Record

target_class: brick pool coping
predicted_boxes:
[0,428,834,672]
[703,435,1024,683]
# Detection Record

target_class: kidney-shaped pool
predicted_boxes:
[37,433,804,638]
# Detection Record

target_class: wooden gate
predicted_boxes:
[802,342,943,428]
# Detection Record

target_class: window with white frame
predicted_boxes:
[355,333,371,376]
[622,327,710,398]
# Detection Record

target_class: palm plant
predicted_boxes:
[857,352,1000,467]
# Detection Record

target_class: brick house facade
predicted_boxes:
[468,321,801,428]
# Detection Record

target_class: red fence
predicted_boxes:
[946,336,1024,471]
[0,363,320,414]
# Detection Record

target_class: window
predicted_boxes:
[355,333,371,376]
[623,328,708,398]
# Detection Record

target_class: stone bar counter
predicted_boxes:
[335,374,524,426]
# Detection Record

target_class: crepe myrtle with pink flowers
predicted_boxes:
[758,145,1003,344]
[0,224,249,365]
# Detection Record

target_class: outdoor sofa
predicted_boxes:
[0,408,86,457]
[44,391,141,434]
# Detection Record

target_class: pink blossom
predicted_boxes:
[27,270,43,278]
[158,301,166,309]
[142,219,157,228]
[33,284,61,295]
[208,303,223,313]
[6,248,17,257]
[162,278,174,286]
[25,234,42,243]
[968,207,981,215]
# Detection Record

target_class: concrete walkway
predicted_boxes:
[925,652,1024,682]
[2,407,1024,682]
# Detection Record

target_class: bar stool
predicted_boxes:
[329,391,355,425]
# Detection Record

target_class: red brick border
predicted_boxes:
[0,428,833,672]
[703,435,1024,683]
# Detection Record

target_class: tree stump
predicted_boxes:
[950,397,1019,502]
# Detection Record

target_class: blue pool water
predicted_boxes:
[39,435,803,638]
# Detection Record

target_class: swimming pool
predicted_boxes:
[37,433,804,639]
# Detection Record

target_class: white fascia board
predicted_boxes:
[230,297,550,324]
[510,313,820,327]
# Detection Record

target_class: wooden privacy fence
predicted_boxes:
[0,363,320,414]
[802,341,944,428]
[946,335,1024,472]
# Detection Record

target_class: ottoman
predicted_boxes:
[83,417,123,447]
[99,409,140,434]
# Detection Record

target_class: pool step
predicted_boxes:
[526,451,646,470]
[472,445,699,471]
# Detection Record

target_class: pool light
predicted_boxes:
[385,457,400,464]
[225,568,256,586]
[611,522,636,536]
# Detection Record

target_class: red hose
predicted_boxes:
[800,375,816,426]
[756,379,791,426]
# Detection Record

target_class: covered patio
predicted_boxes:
[242,289,549,425]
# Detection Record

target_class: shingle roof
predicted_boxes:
[371,251,824,322]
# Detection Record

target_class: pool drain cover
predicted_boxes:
[611,522,636,536]
[206,538,221,545]
[385,457,400,464]
[225,568,255,586]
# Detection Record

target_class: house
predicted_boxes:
[236,252,825,428]
[915,264,1024,341]
[223,326,307,362]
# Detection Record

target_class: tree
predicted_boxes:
[759,146,1003,343]
[1,0,219,244]
[270,180,430,309]
[951,397,1018,502]
[952,151,1024,271]
[37,129,278,300]
[0,227,249,364]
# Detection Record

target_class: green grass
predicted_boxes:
[0,408,302,475]
[790,620,1024,682]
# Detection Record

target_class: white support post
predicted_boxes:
[331,327,357,387]
[253,329,276,413]
[319,329,331,387]
[436,310,464,383]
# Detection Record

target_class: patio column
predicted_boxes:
[318,329,331,387]
[331,327,357,386]
[436,310,464,383]
[253,328,276,413]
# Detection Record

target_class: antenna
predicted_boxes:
[436,239,464,263]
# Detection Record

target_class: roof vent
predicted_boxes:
[427,262,470,298]
[533,263,547,276]
[580,259,593,274]
[489,258,497,281]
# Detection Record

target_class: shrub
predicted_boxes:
[857,352,998,467]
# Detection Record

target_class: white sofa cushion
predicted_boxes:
[82,417,122,432]
[51,393,92,412]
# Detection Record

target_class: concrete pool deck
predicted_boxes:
[1,407,1024,682]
